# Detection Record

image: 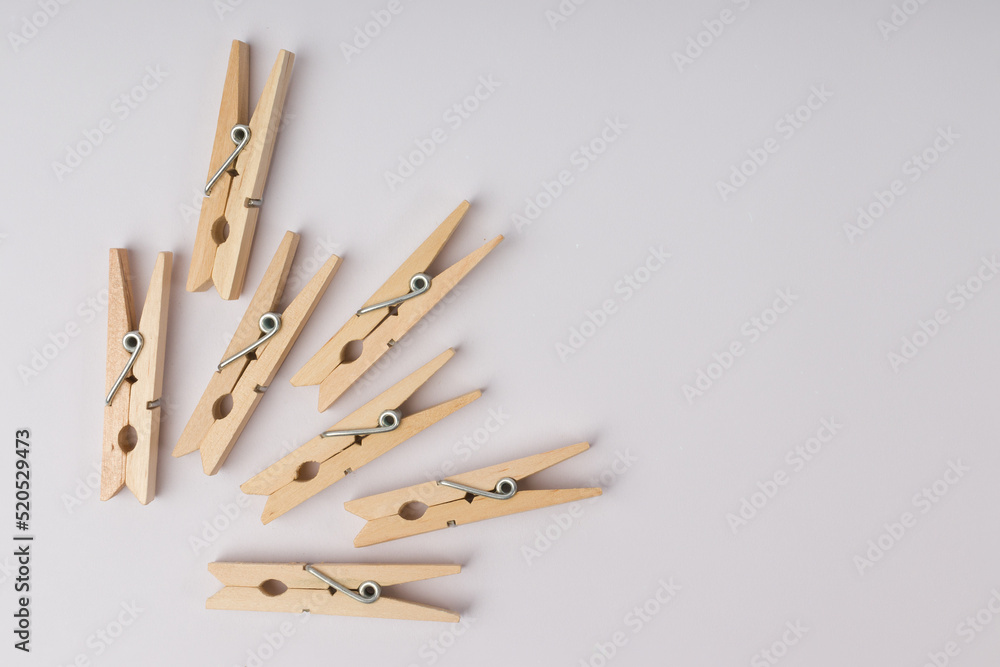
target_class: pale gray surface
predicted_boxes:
[2,1,999,665]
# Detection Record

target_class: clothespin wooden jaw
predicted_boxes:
[291,201,503,412]
[206,562,461,622]
[174,231,341,475]
[102,249,172,504]
[345,442,602,547]
[187,40,296,300]
[242,348,481,524]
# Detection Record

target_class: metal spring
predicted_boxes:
[438,477,518,500]
[322,409,402,438]
[304,565,381,604]
[204,124,251,196]
[105,331,143,405]
[357,273,432,315]
[218,312,281,371]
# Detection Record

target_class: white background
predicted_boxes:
[2,1,1000,665]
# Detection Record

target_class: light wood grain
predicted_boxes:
[302,232,502,412]
[353,488,602,547]
[344,442,601,546]
[206,587,459,622]
[186,42,295,300]
[213,49,295,300]
[173,232,298,462]
[102,250,171,504]
[208,562,461,587]
[206,563,460,622]
[314,234,502,411]
[188,40,249,293]
[291,202,469,388]
[193,250,341,475]
[346,442,593,519]
[124,252,172,504]
[243,348,457,495]
[101,249,135,501]
[249,391,481,524]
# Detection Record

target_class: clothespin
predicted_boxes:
[291,201,503,411]
[206,562,461,622]
[345,442,602,547]
[242,348,480,523]
[102,249,172,504]
[173,232,340,474]
[187,40,295,300]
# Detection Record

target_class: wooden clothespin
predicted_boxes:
[102,249,172,504]
[242,348,480,524]
[291,201,502,411]
[207,562,461,622]
[174,232,340,474]
[187,40,295,300]
[345,442,602,547]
